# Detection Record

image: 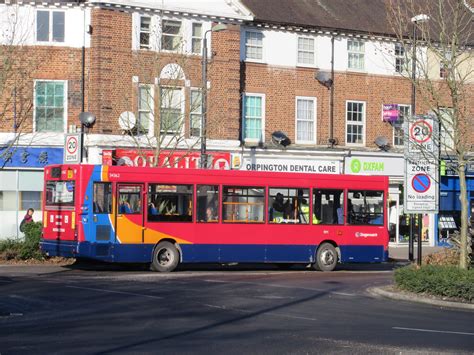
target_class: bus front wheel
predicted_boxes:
[313,243,337,272]
[151,241,180,272]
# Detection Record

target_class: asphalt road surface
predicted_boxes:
[0,262,473,354]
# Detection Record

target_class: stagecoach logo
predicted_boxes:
[355,232,378,238]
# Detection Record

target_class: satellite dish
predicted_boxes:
[79,112,96,127]
[271,131,291,147]
[118,112,136,131]
[375,136,390,151]
[315,71,333,89]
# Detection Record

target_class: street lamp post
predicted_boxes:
[200,23,228,169]
[410,14,429,264]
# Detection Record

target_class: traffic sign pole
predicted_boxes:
[404,114,440,265]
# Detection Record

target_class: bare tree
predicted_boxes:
[0,4,44,168]
[122,16,222,168]
[386,0,474,268]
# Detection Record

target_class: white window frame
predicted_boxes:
[394,43,407,74]
[33,79,67,133]
[296,36,316,67]
[189,88,202,137]
[347,39,365,71]
[139,15,152,50]
[345,100,366,146]
[161,19,183,52]
[244,30,264,62]
[295,96,317,144]
[392,104,411,147]
[138,84,154,135]
[191,22,203,55]
[36,10,65,43]
[159,86,184,135]
[242,93,265,143]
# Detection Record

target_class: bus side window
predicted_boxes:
[347,190,384,225]
[93,182,112,214]
[118,185,142,215]
[268,188,309,224]
[197,185,219,223]
[313,189,344,225]
[148,184,193,222]
[222,186,265,223]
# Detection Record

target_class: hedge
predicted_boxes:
[394,265,474,302]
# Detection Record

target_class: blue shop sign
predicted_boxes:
[0,147,63,168]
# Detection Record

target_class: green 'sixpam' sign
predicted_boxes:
[345,156,403,176]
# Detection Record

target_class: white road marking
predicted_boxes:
[393,327,474,336]
[204,279,357,297]
[66,286,162,299]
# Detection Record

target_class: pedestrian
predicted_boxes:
[20,208,34,232]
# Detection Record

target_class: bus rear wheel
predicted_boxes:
[151,241,179,272]
[313,243,337,272]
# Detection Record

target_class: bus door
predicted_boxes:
[91,182,114,250]
[116,184,145,246]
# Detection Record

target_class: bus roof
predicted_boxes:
[46,164,389,189]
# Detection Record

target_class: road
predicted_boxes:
[0,262,473,354]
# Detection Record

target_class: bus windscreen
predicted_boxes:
[46,181,75,206]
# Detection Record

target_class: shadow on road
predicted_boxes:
[62,258,407,273]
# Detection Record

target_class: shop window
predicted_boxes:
[20,191,42,211]
[347,190,384,225]
[313,189,344,225]
[268,188,309,224]
[0,191,17,211]
[222,186,264,223]
[148,184,193,222]
[197,185,219,222]
[93,183,112,214]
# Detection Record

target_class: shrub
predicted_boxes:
[0,222,44,261]
[423,248,459,266]
[394,265,474,302]
[20,221,44,259]
[0,238,23,260]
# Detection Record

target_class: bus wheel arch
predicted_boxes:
[151,240,181,272]
[313,240,339,272]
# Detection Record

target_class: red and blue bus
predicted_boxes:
[40,164,389,272]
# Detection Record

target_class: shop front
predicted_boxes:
[0,146,63,239]
[344,153,435,246]
[438,162,474,246]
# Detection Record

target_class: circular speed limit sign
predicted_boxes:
[66,136,79,155]
[410,120,433,144]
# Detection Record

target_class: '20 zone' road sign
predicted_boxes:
[64,134,82,164]
[405,159,438,213]
[404,114,439,214]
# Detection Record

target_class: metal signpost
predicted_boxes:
[64,133,82,164]
[404,115,439,264]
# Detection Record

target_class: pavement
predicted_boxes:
[388,245,445,261]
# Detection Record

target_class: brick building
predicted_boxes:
[0,0,472,245]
